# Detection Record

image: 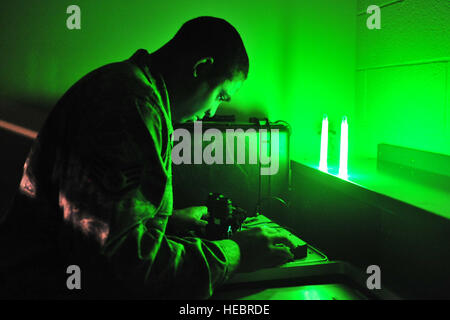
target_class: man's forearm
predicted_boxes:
[212,239,241,279]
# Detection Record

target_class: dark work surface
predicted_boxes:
[276,161,450,299]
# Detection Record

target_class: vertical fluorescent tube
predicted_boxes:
[319,115,328,172]
[338,116,348,179]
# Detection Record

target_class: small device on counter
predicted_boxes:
[204,192,250,240]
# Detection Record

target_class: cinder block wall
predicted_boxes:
[354,0,450,159]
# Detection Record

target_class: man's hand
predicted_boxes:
[166,206,208,236]
[231,226,296,273]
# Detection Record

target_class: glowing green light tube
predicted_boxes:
[319,115,328,172]
[338,116,348,179]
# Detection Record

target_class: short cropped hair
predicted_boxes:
[167,17,249,82]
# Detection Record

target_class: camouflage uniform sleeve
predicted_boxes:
[59,96,240,299]
[106,222,241,299]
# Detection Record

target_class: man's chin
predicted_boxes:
[186,116,200,123]
[178,118,195,124]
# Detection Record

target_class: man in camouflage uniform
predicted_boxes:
[0,17,295,299]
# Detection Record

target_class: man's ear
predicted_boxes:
[193,57,214,78]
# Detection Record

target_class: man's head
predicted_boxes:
[151,17,249,123]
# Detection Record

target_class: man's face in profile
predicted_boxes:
[179,72,245,123]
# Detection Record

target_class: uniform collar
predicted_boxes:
[129,49,173,135]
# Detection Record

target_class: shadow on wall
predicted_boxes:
[0,128,34,217]
[217,103,268,123]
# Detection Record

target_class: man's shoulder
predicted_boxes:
[60,52,156,102]
[49,51,171,146]
[83,57,155,99]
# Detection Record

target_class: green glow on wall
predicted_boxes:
[319,115,328,173]
[1,0,447,181]
[0,0,357,168]
[338,116,348,180]
[354,0,450,160]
